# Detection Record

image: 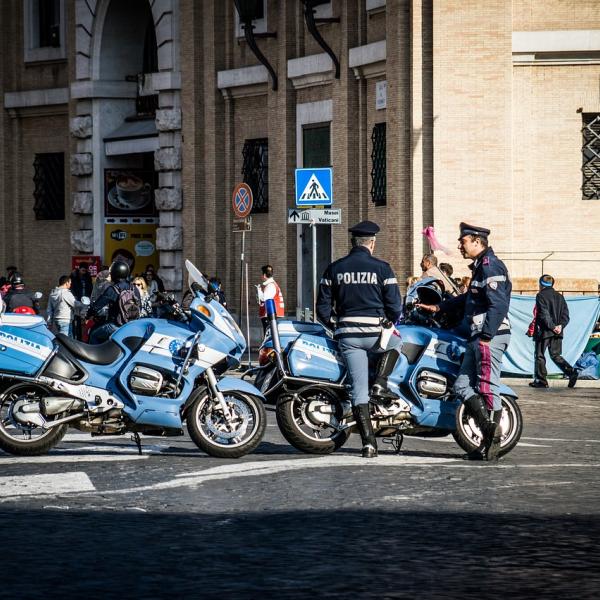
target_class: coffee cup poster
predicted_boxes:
[104,169,157,218]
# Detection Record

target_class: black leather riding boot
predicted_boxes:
[485,409,503,462]
[371,349,401,399]
[463,395,500,462]
[353,404,378,458]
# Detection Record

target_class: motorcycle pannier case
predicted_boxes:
[287,334,346,382]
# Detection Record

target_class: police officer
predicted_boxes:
[317,220,403,458]
[417,223,512,461]
[4,273,40,314]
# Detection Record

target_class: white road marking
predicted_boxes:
[523,399,600,409]
[58,455,459,498]
[510,442,551,448]
[0,472,95,498]
[522,436,600,443]
[1,453,599,501]
[408,437,550,448]
[0,454,150,465]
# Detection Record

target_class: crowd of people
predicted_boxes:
[0,261,169,341]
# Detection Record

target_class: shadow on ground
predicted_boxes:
[1,508,598,599]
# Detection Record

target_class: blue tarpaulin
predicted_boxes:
[502,295,600,376]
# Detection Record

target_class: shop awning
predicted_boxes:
[104,119,158,156]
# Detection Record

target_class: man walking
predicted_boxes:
[257,265,285,334]
[417,223,512,461]
[527,274,578,388]
[317,220,403,459]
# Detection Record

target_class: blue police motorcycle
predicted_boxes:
[0,261,266,458]
[250,284,522,457]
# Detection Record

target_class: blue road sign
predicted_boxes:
[295,168,333,207]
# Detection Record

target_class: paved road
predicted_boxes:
[1,384,599,599]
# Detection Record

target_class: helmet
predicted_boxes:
[109,261,130,282]
[10,272,24,287]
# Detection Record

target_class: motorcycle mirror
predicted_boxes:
[33,291,43,300]
[80,296,91,306]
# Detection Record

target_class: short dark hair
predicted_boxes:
[78,262,89,270]
[439,263,453,277]
[465,234,488,248]
[261,264,273,277]
[59,275,70,286]
[6,266,17,272]
[540,274,555,287]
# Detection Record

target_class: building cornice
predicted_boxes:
[217,65,269,98]
[287,53,334,89]
[349,40,386,79]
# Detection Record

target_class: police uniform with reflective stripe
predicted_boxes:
[316,246,403,337]
[439,244,511,414]
[439,246,511,340]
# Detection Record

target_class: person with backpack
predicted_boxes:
[88,261,141,344]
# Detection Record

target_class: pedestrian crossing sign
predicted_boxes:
[295,167,333,206]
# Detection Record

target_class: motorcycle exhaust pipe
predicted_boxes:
[45,412,86,428]
[265,299,286,374]
[42,397,85,416]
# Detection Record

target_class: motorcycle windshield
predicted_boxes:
[185,260,210,295]
[185,260,245,348]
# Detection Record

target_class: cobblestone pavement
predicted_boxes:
[1,384,599,599]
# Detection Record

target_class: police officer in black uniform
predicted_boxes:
[4,273,40,314]
[317,220,403,458]
[418,222,512,461]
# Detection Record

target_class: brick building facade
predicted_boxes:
[1,0,600,314]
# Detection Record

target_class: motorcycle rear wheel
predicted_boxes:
[453,394,522,458]
[186,389,266,459]
[276,387,351,455]
[0,383,68,456]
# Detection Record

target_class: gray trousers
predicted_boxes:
[454,333,511,411]
[338,332,403,407]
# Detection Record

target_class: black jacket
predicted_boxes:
[5,287,40,314]
[534,287,569,339]
[438,246,511,340]
[317,246,402,338]
[89,280,140,324]
[70,271,94,300]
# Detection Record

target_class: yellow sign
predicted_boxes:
[104,223,158,275]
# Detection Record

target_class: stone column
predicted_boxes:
[69,114,94,253]
[153,0,183,291]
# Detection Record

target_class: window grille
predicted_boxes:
[582,114,600,200]
[242,138,269,213]
[38,0,60,48]
[371,122,386,206]
[33,153,65,220]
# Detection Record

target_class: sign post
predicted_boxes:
[232,183,253,366]
[293,168,337,322]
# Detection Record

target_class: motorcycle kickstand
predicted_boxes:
[131,432,143,455]
[383,431,404,454]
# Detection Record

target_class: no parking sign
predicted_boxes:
[232,183,253,219]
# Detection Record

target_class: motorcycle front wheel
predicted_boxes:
[186,389,266,458]
[453,394,523,458]
[0,383,69,456]
[276,386,351,455]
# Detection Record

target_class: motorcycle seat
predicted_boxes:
[56,334,123,366]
